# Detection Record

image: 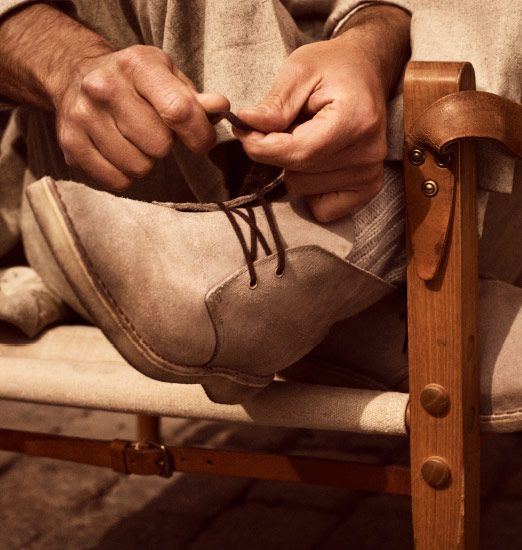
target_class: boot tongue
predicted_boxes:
[238,163,284,195]
[165,168,285,212]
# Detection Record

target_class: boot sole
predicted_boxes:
[26,178,271,404]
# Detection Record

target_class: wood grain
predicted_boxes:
[136,414,162,443]
[404,62,480,549]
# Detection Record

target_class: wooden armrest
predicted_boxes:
[407,90,522,159]
[404,61,480,549]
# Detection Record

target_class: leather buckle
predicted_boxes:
[138,441,173,478]
[110,439,173,478]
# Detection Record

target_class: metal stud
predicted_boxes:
[420,383,450,417]
[421,456,452,489]
[409,148,425,166]
[436,152,453,168]
[422,180,439,197]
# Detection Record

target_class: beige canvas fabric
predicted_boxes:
[0,323,410,435]
[1,314,521,432]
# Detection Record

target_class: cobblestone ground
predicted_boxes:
[1,400,521,549]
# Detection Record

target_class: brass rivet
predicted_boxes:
[409,148,425,166]
[420,383,450,417]
[421,456,452,489]
[436,152,453,168]
[422,179,438,197]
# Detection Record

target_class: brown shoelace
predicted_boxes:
[217,195,285,289]
[210,111,286,288]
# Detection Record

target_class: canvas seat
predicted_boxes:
[2,281,521,434]
[0,322,410,435]
[0,61,521,549]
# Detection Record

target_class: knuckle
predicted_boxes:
[71,99,93,123]
[80,72,115,101]
[62,151,78,168]
[160,94,194,125]
[358,103,384,136]
[289,44,313,68]
[116,45,168,72]
[58,130,79,156]
[263,93,285,114]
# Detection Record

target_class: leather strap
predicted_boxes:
[0,428,411,494]
[406,88,522,281]
[407,91,522,159]
[0,428,172,477]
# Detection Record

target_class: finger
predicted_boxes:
[88,115,155,179]
[239,99,386,171]
[62,132,132,191]
[285,164,384,195]
[110,91,176,159]
[306,180,384,222]
[238,105,360,169]
[196,92,230,113]
[133,64,217,153]
[237,61,317,133]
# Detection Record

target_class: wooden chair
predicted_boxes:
[0,61,521,549]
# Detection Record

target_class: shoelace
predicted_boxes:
[209,111,286,288]
[217,194,285,289]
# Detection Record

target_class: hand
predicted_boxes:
[234,38,387,222]
[54,45,229,190]
[234,5,410,222]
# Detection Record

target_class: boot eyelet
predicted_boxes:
[249,280,258,290]
[275,269,284,278]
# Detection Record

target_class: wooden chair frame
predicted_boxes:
[0,61,487,549]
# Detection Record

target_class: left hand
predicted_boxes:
[234,37,388,222]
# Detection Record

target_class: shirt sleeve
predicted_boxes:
[323,1,410,39]
[323,0,521,196]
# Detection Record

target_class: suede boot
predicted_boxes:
[26,172,398,403]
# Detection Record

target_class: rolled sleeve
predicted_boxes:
[324,1,411,38]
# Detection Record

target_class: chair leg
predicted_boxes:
[404,62,481,549]
[136,414,162,443]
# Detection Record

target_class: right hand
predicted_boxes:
[54,45,229,190]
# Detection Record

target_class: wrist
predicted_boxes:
[334,5,411,97]
[0,3,114,111]
[47,41,114,110]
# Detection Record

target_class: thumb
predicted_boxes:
[238,66,317,133]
